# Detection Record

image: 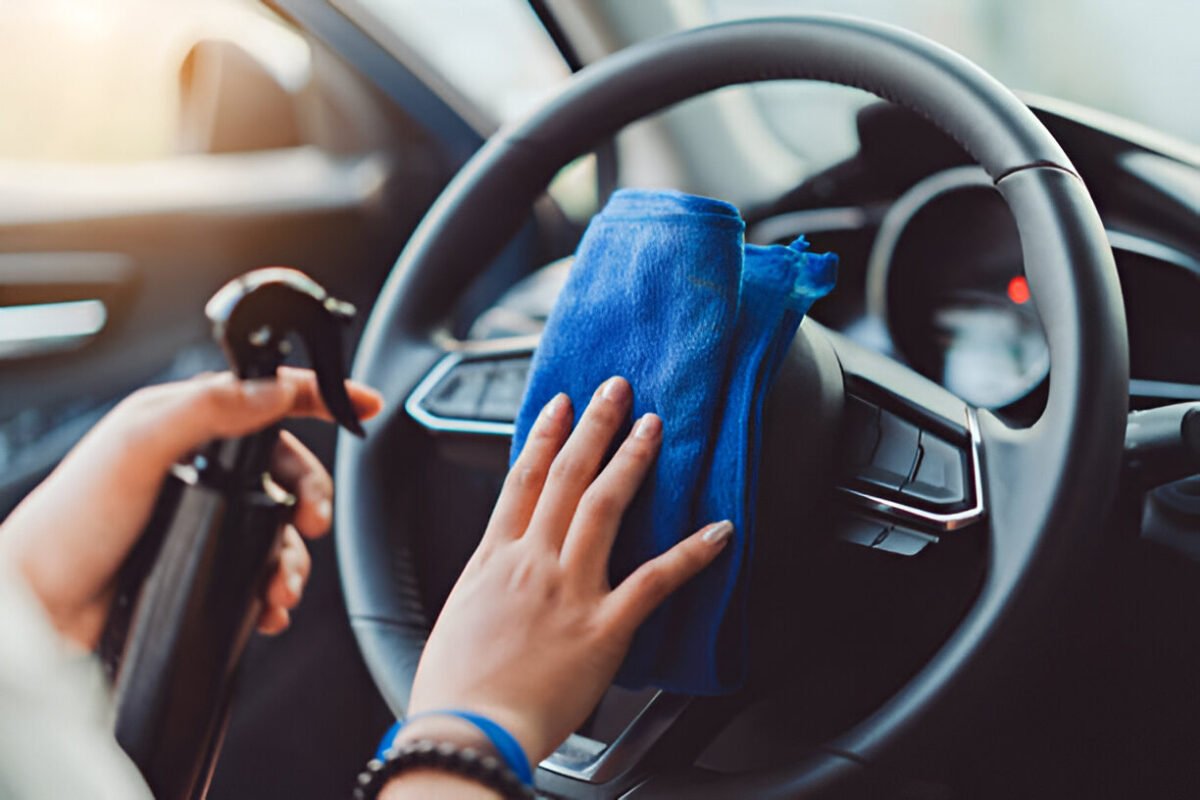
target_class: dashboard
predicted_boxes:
[785,166,1200,422]
[861,165,1045,411]
[745,102,1200,424]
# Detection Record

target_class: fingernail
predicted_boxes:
[701,520,734,545]
[600,376,628,402]
[541,393,568,420]
[287,571,303,597]
[634,413,661,440]
[316,499,332,522]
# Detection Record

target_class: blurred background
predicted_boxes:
[0,0,1193,165]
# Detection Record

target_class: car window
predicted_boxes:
[340,0,600,219]
[0,0,307,162]
[708,0,1199,155]
[346,0,571,126]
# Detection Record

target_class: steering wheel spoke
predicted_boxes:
[404,324,988,563]
[538,691,701,795]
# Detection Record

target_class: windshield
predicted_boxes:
[351,0,1195,148]
[704,0,1197,147]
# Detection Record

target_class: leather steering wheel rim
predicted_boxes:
[336,15,1128,797]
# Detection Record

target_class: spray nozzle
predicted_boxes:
[205,267,363,437]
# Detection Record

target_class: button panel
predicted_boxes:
[840,394,972,513]
[840,396,881,473]
[861,410,921,491]
[419,355,532,425]
[834,513,940,556]
[837,515,891,548]
[476,359,530,421]
[421,361,492,419]
[902,430,968,507]
[876,526,939,556]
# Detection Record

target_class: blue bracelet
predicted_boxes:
[375,710,533,787]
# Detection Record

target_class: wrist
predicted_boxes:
[389,709,535,786]
[391,716,485,751]
[409,702,545,765]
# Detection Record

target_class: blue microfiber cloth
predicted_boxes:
[511,189,836,695]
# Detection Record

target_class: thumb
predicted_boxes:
[111,372,299,475]
[0,372,303,626]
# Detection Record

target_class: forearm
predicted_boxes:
[380,770,499,800]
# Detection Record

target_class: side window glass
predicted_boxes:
[348,0,570,125]
[342,0,598,219]
[0,0,308,162]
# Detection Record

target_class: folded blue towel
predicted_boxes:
[511,189,836,695]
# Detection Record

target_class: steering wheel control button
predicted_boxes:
[477,358,532,421]
[901,431,969,508]
[858,409,921,491]
[836,514,891,548]
[835,514,938,556]
[875,526,939,556]
[839,396,882,473]
[422,361,491,419]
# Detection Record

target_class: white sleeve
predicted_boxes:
[0,561,152,800]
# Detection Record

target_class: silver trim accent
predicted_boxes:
[539,692,692,784]
[0,298,108,359]
[837,408,987,533]
[1130,378,1200,401]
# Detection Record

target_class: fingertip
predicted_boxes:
[257,605,290,635]
[286,570,304,599]
[293,488,333,539]
[698,519,734,547]
[598,375,631,403]
[540,392,571,425]
[315,498,333,529]
[632,413,661,441]
[266,565,303,609]
[525,393,571,446]
[273,525,311,604]
[350,382,385,420]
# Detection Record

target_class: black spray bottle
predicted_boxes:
[98,268,364,799]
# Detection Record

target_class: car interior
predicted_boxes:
[2,1,1198,798]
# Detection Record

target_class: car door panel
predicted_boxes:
[0,139,451,507]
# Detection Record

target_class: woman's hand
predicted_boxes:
[402,376,733,766]
[0,368,383,650]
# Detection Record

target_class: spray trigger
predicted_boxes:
[205,267,364,436]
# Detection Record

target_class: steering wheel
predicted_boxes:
[336,15,1127,798]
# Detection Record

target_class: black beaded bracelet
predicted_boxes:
[353,737,536,800]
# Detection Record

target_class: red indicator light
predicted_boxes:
[1007,275,1031,305]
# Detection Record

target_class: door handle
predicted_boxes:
[0,251,136,359]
